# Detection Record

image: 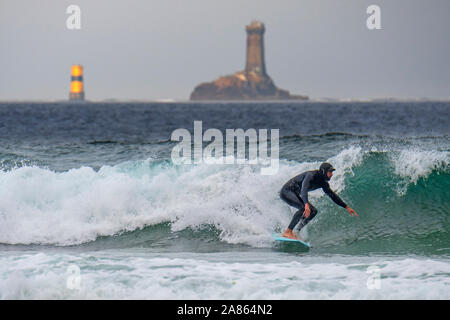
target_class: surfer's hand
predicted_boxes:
[346,206,358,217]
[303,203,311,218]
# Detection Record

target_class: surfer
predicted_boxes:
[280,162,358,240]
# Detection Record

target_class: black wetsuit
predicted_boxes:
[280,170,347,231]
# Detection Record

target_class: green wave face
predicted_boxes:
[309,151,449,255]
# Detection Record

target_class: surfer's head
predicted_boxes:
[319,162,335,180]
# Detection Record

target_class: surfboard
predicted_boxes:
[272,233,311,249]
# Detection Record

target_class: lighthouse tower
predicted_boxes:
[69,65,85,101]
[245,21,267,76]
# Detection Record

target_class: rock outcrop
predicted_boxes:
[190,21,308,101]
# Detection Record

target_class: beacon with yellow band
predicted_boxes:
[69,65,85,100]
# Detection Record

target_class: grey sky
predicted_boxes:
[1,0,449,101]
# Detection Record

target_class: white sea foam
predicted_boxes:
[390,149,449,194]
[392,149,448,182]
[0,251,448,299]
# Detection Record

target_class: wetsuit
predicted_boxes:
[279,170,347,231]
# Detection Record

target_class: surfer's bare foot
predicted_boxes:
[282,229,298,240]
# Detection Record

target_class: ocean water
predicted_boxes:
[0,101,448,299]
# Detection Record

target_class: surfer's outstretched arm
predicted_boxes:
[322,183,358,216]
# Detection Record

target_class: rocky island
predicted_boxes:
[190,21,308,101]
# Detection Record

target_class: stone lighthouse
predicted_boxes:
[245,21,267,76]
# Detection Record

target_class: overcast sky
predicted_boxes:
[1,0,449,101]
